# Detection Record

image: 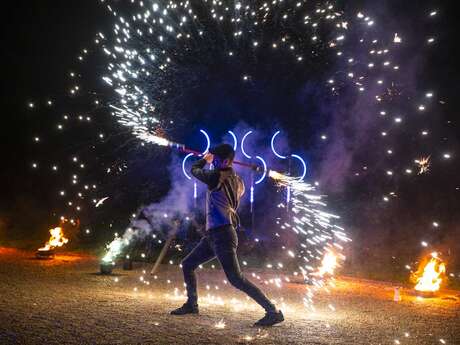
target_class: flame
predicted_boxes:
[38,227,69,251]
[413,254,446,292]
[317,251,338,277]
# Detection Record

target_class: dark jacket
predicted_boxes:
[191,159,245,230]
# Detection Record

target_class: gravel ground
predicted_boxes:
[0,247,459,345]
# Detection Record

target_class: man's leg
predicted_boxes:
[171,236,215,314]
[211,226,276,313]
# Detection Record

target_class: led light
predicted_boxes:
[270,131,287,159]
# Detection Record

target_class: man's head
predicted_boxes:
[209,143,235,169]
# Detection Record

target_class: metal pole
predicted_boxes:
[150,222,180,275]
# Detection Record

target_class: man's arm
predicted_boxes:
[191,158,220,188]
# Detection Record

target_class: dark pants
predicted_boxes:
[181,225,275,312]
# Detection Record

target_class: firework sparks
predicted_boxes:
[316,251,339,277]
[101,235,127,264]
[214,319,226,329]
[95,197,110,208]
[415,156,431,175]
[268,170,350,309]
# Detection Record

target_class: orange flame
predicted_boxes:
[38,227,69,252]
[413,254,446,292]
[317,251,338,277]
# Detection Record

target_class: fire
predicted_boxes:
[38,227,69,252]
[317,251,338,277]
[413,253,446,292]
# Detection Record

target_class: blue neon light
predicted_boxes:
[182,153,194,180]
[228,130,238,151]
[291,154,307,180]
[270,131,287,159]
[200,129,210,154]
[241,130,253,159]
[255,156,267,185]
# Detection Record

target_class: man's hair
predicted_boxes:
[210,143,235,162]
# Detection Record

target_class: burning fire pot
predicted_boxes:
[416,290,438,298]
[36,226,69,259]
[412,252,446,298]
[123,256,133,270]
[35,248,55,259]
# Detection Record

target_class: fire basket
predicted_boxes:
[36,226,69,260]
[415,290,439,299]
[35,248,55,259]
[100,261,115,275]
[123,258,133,270]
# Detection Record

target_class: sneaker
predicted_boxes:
[170,303,199,315]
[254,310,284,327]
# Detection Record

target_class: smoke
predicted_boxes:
[317,89,379,192]
[315,3,425,193]
[102,153,207,262]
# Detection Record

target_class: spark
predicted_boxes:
[415,156,431,175]
[268,170,349,309]
[214,319,226,329]
[95,197,110,208]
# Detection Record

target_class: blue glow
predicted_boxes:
[270,131,287,159]
[228,130,238,151]
[286,185,291,204]
[250,185,254,204]
[291,154,307,180]
[199,129,210,154]
[254,156,267,185]
[193,181,197,199]
[241,130,253,159]
[182,153,194,180]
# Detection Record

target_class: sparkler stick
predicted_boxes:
[146,134,263,172]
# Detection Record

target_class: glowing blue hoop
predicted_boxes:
[255,156,267,185]
[241,130,253,159]
[291,154,307,181]
[200,129,210,154]
[182,153,194,180]
[228,130,238,151]
[271,131,287,159]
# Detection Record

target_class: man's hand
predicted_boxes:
[203,153,214,164]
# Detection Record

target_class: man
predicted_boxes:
[171,144,284,327]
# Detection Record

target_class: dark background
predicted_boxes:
[0,0,459,282]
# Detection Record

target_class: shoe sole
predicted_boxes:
[170,311,199,315]
[254,317,284,327]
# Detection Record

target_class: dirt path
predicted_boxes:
[0,248,459,345]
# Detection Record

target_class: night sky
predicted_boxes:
[1,0,459,274]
